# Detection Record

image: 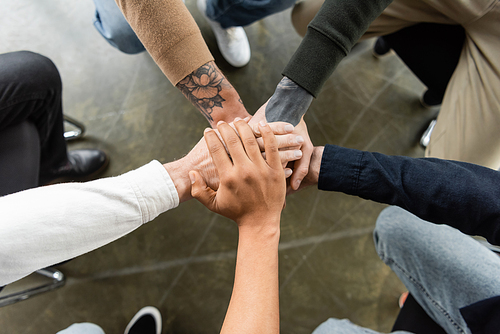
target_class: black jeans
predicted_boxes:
[381,23,465,100]
[0,51,68,196]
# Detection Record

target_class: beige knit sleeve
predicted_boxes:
[115,0,214,85]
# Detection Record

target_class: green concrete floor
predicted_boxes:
[0,1,438,333]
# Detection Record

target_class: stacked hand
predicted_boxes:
[190,120,286,225]
[251,102,314,191]
[167,117,304,203]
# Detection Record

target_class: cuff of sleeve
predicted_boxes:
[122,160,180,224]
[155,32,214,86]
[282,27,347,97]
[318,145,363,194]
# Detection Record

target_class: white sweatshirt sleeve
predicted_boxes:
[0,160,179,286]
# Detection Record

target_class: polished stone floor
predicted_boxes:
[0,1,438,333]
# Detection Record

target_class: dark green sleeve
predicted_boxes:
[282,0,393,97]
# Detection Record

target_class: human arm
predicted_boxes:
[0,121,300,286]
[114,0,249,125]
[253,0,393,188]
[176,61,249,127]
[300,144,500,245]
[283,0,393,97]
[0,161,178,286]
[190,120,285,334]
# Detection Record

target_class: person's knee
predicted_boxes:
[97,26,145,54]
[92,13,145,54]
[373,206,412,262]
[11,51,62,92]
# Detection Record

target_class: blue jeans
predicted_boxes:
[92,0,145,54]
[206,0,297,28]
[312,206,500,334]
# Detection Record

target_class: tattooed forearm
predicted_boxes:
[177,62,228,122]
[266,76,314,126]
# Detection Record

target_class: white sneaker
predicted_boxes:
[197,0,251,67]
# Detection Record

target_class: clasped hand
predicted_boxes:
[190,120,286,226]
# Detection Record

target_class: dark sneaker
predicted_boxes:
[420,90,443,108]
[40,149,108,184]
[372,37,391,58]
[124,306,162,334]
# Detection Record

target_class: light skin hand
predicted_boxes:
[176,61,250,127]
[189,120,286,224]
[163,120,302,203]
[286,146,324,195]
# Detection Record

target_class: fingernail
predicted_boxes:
[244,116,251,122]
[259,121,267,127]
[204,128,212,133]
[294,180,301,189]
[217,120,225,126]
[234,117,242,121]
[284,124,294,132]
[296,136,304,144]
[294,150,302,158]
[284,169,293,177]
[189,172,195,184]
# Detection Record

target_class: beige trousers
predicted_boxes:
[292,0,500,169]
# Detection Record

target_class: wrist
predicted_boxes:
[265,76,313,126]
[309,146,324,185]
[163,158,193,203]
[237,215,281,238]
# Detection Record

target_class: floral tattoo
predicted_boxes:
[177,62,227,122]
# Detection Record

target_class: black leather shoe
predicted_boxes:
[40,149,109,184]
[420,90,443,108]
[372,37,391,58]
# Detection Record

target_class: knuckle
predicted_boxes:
[225,135,241,147]
[266,142,278,152]
[209,143,225,155]
[297,167,309,177]
[243,136,257,147]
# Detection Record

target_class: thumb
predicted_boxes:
[190,171,217,210]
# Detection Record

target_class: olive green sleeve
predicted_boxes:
[283,0,393,97]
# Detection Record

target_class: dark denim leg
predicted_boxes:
[0,51,68,178]
[206,0,297,28]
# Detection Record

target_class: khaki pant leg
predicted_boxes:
[291,0,455,38]
[426,1,500,169]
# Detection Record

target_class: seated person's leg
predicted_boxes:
[392,293,446,334]
[0,122,40,196]
[0,51,67,169]
[0,51,108,187]
[205,0,297,28]
[426,4,500,169]
[92,0,145,54]
[374,206,500,333]
[380,23,465,107]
